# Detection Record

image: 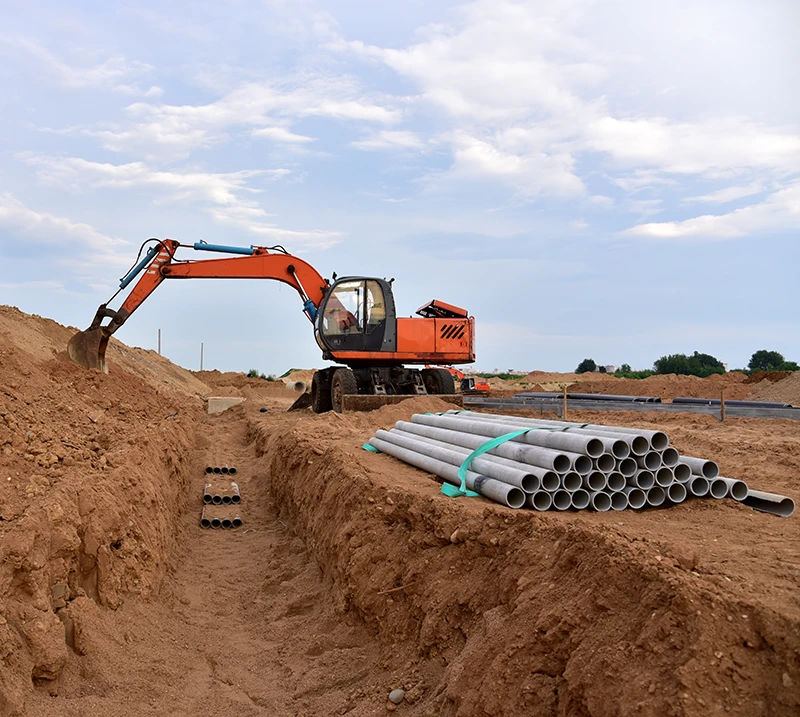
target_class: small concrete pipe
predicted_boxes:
[204,466,213,474]
[655,467,674,488]
[606,472,626,492]
[594,454,615,473]
[681,456,720,479]
[583,471,607,491]
[570,489,591,510]
[628,470,655,490]
[213,466,222,474]
[211,516,222,529]
[377,430,539,492]
[232,516,243,528]
[742,489,795,518]
[688,476,710,497]
[646,486,666,507]
[552,489,572,511]
[222,494,232,505]
[660,447,679,467]
[229,467,237,476]
[212,493,223,505]
[561,472,582,492]
[529,491,553,511]
[622,486,646,509]
[230,482,241,504]
[203,484,213,504]
[636,452,662,471]
[221,466,230,475]
[221,517,233,529]
[673,463,691,483]
[568,453,594,476]
[200,507,212,529]
[667,482,687,504]
[616,458,637,478]
[589,491,612,512]
[412,414,606,458]
[394,428,561,491]
[715,477,748,501]
[609,491,628,511]
[396,420,571,473]
[369,437,526,508]
[451,413,637,457]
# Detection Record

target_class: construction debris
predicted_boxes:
[366,411,795,516]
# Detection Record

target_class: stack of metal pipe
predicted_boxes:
[367,412,794,516]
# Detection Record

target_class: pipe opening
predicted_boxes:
[611,440,629,459]
[673,463,691,482]
[232,517,243,528]
[212,467,222,474]
[629,435,650,456]
[552,490,571,510]
[541,471,560,492]
[632,470,654,490]
[660,447,679,467]
[647,486,666,507]
[594,454,615,473]
[570,489,590,510]
[204,466,213,474]
[709,479,728,499]
[610,491,628,511]
[222,495,232,505]
[616,458,637,478]
[210,517,222,528]
[200,517,211,528]
[229,467,237,475]
[221,518,233,529]
[590,491,612,512]
[655,467,674,487]
[648,432,669,452]
[520,474,539,493]
[212,495,223,505]
[573,455,593,476]
[231,494,241,504]
[585,438,604,458]
[639,452,661,471]
[505,487,526,509]
[668,482,687,503]
[689,477,709,497]
[221,466,230,475]
[606,472,626,492]
[552,455,571,473]
[530,491,553,511]
[203,494,212,504]
[624,487,646,509]
[561,472,581,492]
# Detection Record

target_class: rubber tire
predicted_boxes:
[421,368,456,395]
[311,371,333,414]
[331,368,358,413]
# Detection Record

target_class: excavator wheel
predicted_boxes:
[311,370,333,413]
[421,368,456,395]
[331,368,358,413]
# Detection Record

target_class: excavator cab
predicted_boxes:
[315,277,397,356]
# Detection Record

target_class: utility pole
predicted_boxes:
[200,342,204,371]
[158,329,161,355]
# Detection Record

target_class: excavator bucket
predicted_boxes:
[67,327,110,373]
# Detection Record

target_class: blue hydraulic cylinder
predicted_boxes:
[120,246,159,289]
[303,299,318,321]
[193,242,255,256]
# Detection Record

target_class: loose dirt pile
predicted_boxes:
[748,371,800,406]
[573,372,754,401]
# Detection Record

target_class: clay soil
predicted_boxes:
[1,304,799,716]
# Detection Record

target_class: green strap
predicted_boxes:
[362,443,379,453]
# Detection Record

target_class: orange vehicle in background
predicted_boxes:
[425,365,491,394]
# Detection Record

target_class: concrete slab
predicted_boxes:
[208,396,246,414]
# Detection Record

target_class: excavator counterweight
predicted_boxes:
[69,239,475,412]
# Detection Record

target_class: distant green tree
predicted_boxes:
[247,368,260,378]
[617,363,632,373]
[576,358,596,374]
[598,365,607,373]
[748,350,786,372]
[780,361,799,371]
[654,351,724,378]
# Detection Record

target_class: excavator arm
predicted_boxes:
[68,239,330,372]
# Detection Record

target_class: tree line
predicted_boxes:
[575,350,798,378]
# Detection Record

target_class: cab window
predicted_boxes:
[365,280,386,333]
[322,280,363,336]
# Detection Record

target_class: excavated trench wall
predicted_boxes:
[0,350,200,715]
[249,416,799,717]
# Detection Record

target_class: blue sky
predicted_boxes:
[1,0,798,374]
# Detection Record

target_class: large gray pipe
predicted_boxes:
[608,491,628,511]
[688,476,709,497]
[529,491,553,511]
[606,472,626,492]
[369,436,525,508]
[622,486,646,509]
[636,452,662,471]
[715,477,748,501]
[589,491,612,512]
[552,490,572,511]
[628,470,654,490]
[742,489,795,517]
[709,478,729,499]
[561,472,582,492]
[667,482,687,504]
[570,489,591,510]
[449,413,669,451]
[660,447,679,467]
[415,414,606,457]
[397,420,571,473]
[646,486,666,507]
[393,428,557,491]
[673,463,691,483]
[681,456,720,479]
[448,413,638,457]
[655,467,674,488]
[377,430,539,492]
[616,458,637,477]
[376,430,539,492]
[583,471,607,491]
[594,454,615,473]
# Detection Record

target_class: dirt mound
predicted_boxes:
[248,405,800,716]
[194,369,290,398]
[748,371,800,405]
[0,306,200,711]
[569,372,753,401]
[746,370,793,384]
[522,370,617,384]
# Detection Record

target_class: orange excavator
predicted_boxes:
[68,239,475,412]
[425,365,490,394]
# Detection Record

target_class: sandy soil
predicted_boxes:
[1,305,798,716]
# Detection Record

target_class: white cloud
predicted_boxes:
[624,184,800,239]
[351,130,424,151]
[628,199,663,217]
[0,193,128,265]
[684,181,765,205]
[21,155,341,249]
[252,126,316,143]
[88,79,400,157]
[8,37,156,96]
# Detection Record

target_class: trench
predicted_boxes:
[15,400,800,717]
